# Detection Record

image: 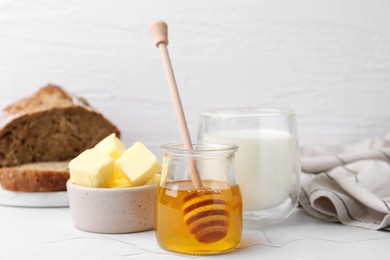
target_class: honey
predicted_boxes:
[155,180,242,255]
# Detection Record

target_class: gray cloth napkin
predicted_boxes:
[299,132,390,230]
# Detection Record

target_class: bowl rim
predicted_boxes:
[66,179,157,192]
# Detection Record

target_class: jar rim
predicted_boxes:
[160,142,238,157]
[200,107,295,117]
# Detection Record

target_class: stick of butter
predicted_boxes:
[94,133,127,160]
[69,149,115,187]
[116,142,161,186]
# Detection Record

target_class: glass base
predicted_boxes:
[157,243,238,256]
[243,197,298,229]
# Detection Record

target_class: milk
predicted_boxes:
[203,129,293,211]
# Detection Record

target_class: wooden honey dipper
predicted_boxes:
[149,20,229,244]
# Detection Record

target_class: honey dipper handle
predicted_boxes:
[149,20,169,47]
[149,20,203,189]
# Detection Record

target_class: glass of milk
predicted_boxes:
[198,108,300,227]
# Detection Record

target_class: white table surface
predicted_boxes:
[1,205,388,260]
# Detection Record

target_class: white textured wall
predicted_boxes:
[1,0,389,154]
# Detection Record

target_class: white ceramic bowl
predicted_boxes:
[67,180,156,234]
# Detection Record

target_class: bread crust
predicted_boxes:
[3,84,88,115]
[0,162,69,192]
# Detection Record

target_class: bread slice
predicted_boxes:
[0,162,69,192]
[0,85,120,167]
[0,85,120,192]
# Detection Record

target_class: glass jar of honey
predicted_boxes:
[155,143,242,255]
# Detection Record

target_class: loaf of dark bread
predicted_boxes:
[0,85,120,191]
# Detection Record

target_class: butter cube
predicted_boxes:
[108,167,133,188]
[116,142,161,186]
[146,174,161,186]
[69,149,115,187]
[94,133,127,160]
